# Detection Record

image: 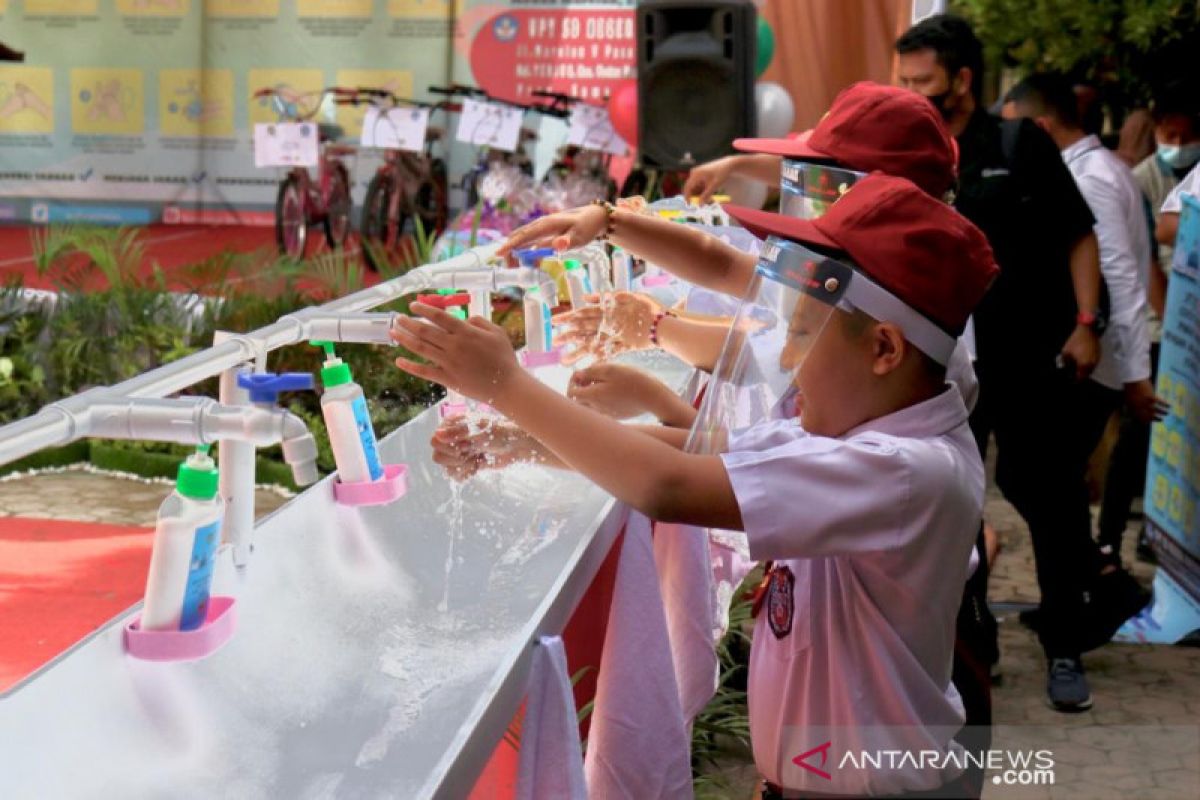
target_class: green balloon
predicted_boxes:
[756,16,775,77]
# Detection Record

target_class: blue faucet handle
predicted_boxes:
[237,372,316,404]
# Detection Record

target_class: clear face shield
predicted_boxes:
[686,237,849,454]
[778,158,867,220]
[687,235,958,456]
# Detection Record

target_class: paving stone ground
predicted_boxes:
[0,468,289,526]
[2,469,1198,798]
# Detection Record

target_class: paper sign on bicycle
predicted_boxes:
[361,106,430,153]
[253,122,319,168]
[455,98,523,153]
[566,105,628,156]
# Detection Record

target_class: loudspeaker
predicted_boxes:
[637,0,757,170]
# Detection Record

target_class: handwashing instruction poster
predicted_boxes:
[1124,193,1200,644]
[0,0,635,222]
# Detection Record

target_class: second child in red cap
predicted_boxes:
[496,82,962,423]
[392,175,999,797]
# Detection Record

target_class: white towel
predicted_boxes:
[584,515,695,799]
[516,635,587,800]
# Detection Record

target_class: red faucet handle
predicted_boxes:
[415,293,471,309]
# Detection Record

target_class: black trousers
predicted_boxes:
[1097,343,1160,551]
[971,364,1120,657]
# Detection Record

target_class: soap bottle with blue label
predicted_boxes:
[140,445,225,632]
[523,285,554,353]
[313,340,384,484]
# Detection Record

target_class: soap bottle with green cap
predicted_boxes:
[443,306,471,409]
[312,340,384,485]
[564,258,593,309]
[140,444,225,632]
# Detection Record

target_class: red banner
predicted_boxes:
[469,9,636,104]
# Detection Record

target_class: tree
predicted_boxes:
[952,0,1200,113]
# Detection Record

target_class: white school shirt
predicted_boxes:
[1161,162,1200,214]
[1061,135,1152,390]
[720,386,984,796]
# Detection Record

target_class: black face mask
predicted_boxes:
[924,89,954,121]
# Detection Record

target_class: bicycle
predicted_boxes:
[532,89,619,202]
[428,84,564,211]
[253,86,358,259]
[356,89,450,271]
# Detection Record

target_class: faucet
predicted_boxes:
[41,389,320,485]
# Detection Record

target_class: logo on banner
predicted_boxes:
[493,14,518,42]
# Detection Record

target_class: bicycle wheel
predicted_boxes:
[360,171,397,271]
[323,163,352,249]
[275,174,307,259]
[408,174,448,239]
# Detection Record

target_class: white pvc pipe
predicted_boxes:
[0,243,503,468]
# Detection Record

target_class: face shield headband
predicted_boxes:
[760,236,958,367]
[779,158,867,220]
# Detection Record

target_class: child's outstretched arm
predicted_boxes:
[393,304,742,529]
[554,291,733,371]
[498,205,759,299]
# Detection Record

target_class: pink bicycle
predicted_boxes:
[253,86,357,259]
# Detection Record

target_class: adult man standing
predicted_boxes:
[1005,74,1170,560]
[895,14,1146,712]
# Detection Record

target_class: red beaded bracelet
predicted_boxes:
[649,309,675,346]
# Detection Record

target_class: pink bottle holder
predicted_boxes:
[439,401,493,419]
[520,347,563,369]
[333,463,408,507]
[124,595,237,662]
[641,274,673,288]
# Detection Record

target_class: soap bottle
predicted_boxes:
[444,307,471,409]
[312,340,384,484]
[564,259,593,309]
[523,285,553,353]
[141,445,225,632]
[611,248,633,291]
[540,256,569,304]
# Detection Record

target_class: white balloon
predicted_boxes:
[755,81,796,139]
[723,173,770,210]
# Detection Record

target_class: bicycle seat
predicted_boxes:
[318,123,345,142]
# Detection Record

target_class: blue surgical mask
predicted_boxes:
[1157,142,1200,170]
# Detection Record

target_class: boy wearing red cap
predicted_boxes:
[392,174,999,797]
[499,82,962,411]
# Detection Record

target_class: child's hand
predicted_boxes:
[497,204,608,260]
[554,291,662,365]
[568,363,661,419]
[391,303,523,405]
[431,415,540,480]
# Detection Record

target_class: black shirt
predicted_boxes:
[953,111,1096,373]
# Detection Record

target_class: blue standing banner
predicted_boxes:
[1118,193,1200,644]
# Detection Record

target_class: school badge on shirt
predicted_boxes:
[767,565,795,639]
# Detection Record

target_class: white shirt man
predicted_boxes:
[1061,134,1153,392]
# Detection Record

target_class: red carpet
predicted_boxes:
[0,517,152,693]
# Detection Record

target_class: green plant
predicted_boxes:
[952,0,1200,113]
[692,572,756,796]
[0,280,51,422]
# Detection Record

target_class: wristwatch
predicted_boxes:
[1076,309,1107,335]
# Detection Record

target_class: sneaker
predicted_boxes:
[1046,657,1093,712]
